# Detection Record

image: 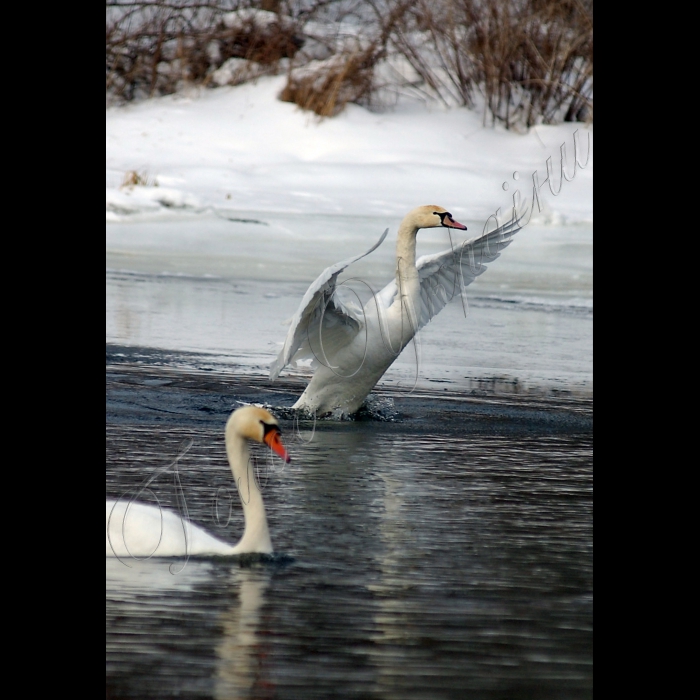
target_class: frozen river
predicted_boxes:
[106,210,592,399]
[106,206,592,699]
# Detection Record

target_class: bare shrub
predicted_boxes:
[106,0,593,128]
[106,1,305,103]
[386,0,593,128]
[279,48,378,116]
[278,0,411,116]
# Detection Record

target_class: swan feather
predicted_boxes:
[269,227,389,380]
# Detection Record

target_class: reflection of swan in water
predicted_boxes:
[105,560,275,698]
[106,406,290,558]
[270,205,525,416]
[214,570,272,700]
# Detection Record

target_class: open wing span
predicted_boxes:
[379,208,528,330]
[269,228,389,380]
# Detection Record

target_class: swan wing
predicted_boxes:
[106,500,234,557]
[415,208,527,328]
[269,227,389,380]
[377,208,528,330]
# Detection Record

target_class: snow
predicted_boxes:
[106,77,592,397]
[106,75,592,225]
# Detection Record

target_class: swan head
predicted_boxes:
[407,205,468,231]
[226,405,291,463]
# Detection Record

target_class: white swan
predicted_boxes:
[270,204,526,415]
[106,406,290,558]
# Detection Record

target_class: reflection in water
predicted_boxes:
[214,570,272,700]
[370,472,416,698]
[106,557,213,593]
[106,265,592,397]
[107,419,592,699]
[106,558,274,700]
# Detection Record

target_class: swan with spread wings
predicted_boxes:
[270,205,526,416]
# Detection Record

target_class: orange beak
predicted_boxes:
[444,215,468,230]
[264,428,291,463]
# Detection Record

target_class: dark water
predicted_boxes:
[106,360,592,699]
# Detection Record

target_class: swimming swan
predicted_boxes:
[106,406,290,558]
[270,204,526,415]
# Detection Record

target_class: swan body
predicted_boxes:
[106,406,290,558]
[270,204,526,415]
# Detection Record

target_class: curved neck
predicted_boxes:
[395,217,419,282]
[226,434,272,554]
[389,215,422,346]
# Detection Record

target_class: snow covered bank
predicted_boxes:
[106,76,592,226]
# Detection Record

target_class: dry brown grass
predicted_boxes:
[120,170,159,188]
[106,0,593,129]
[388,0,593,128]
[278,0,410,117]
[279,49,379,117]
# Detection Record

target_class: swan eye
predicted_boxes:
[261,421,281,436]
[434,211,451,225]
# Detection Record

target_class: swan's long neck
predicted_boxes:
[395,217,419,287]
[226,434,273,554]
[392,216,421,341]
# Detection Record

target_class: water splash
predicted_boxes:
[254,394,400,422]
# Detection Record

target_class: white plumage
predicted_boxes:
[106,405,290,558]
[270,205,526,415]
